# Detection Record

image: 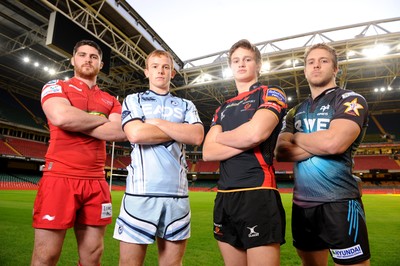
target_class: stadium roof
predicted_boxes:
[1,0,400,129]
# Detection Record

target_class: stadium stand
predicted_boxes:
[105,155,127,170]
[273,160,294,174]
[0,138,16,156]
[0,89,47,131]
[0,172,39,190]
[193,160,219,173]
[1,3,399,195]
[4,137,47,159]
[354,155,400,172]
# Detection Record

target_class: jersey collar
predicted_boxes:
[249,82,262,91]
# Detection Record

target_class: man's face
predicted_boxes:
[230,47,260,83]
[71,45,103,79]
[144,55,175,92]
[304,48,338,88]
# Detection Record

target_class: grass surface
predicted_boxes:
[0,190,399,265]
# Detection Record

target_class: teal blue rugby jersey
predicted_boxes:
[121,90,202,196]
[282,87,368,207]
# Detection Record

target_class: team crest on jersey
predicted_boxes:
[122,110,131,120]
[243,103,252,110]
[343,98,364,116]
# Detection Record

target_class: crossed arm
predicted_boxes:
[42,97,126,142]
[274,118,361,162]
[124,118,204,146]
[203,109,278,161]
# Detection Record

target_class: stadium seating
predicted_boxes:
[193,160,219,173]
[0,139,17,156]
[4,137,47,158]
[354,155,400,172]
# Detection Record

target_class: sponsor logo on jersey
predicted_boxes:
[266,88,286,106]
[41,84,62,99]
[142,104,184,119]
[343,98,364,116]
[320,104,330,112]
[42,214,55,221]
[341,91,360,99]
[330,244,363,260]
[317,105,330,116]
[47,79,59,85]
[263,102,282,113]
[247,225,260,238]
[295,118,330,132]
[142,96,156,101]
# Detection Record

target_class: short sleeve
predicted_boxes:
[333,91,368,129]
[121,93,144,128]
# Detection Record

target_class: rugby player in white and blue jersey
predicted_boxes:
[113,50,204,266]
[275,43,370,266]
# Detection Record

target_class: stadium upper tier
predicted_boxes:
[0,1,399,126]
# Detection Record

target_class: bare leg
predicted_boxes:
[157,238,187,266]
[217,241,247,266]
[31,228,66,266]
[247,243,280,266]
[297,249,329,266]
[335,259,370,266]
[74,224,106,266]
[119,241,148,266]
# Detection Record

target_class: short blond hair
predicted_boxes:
[304,43,338,69]
[145,50,174,69]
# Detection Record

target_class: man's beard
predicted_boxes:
[76,65,98,79]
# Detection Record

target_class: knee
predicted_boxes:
[78,243,104,266]
[31,252,60,266]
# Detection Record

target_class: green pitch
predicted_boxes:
[0,190,399,265]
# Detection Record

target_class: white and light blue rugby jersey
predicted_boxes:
[121,90,202,196]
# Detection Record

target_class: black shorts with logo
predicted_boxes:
[213,189,286,249]
[292,199,370,264]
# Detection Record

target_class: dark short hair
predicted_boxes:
[73,40,103,59]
